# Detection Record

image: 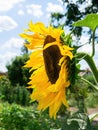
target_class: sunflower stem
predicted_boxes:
[91,29,96,57]
[77,52,98,84]
[77,96,87,113]
[81,77,98,91]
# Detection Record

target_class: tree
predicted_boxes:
[6,54,31,86]
[50,0,98,40]
[21,40,29,55]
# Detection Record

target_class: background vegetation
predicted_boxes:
[0,61,98,129]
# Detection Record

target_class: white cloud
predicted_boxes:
[79,0,92,12]
[58,0,64,5]
[26,4,43,18]
[0,52,17,72]
[46,2,64,13]
[0,16,18,32]
[78,35,97,54]
[78,44,92,54]
[0,38,24,72]
[0,0,25,12]
[18,9,24,15]
[2,38,24,50]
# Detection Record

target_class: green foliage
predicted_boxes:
[60,32,73,46]
[89,113,98,122]
[50,0,98,37]
[21,44,29,55]
[6,54,31,86]
[0,76,30,106]
[66,3,81,25]
[11,85,30,106]
[0,102,98,130]
[83,73,96,87]
[73,14,98,31]
[68,73,98,108]
[85,92,98,108]
[0,76,12,103]
[61,112,91,130]
[0,103,60,130]
[50,13,64,27]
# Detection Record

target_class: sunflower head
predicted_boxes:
[20,21,74,118]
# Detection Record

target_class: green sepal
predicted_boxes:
[60,32,72,47]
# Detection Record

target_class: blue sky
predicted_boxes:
[0,0,98,72]
[0,0,65,72]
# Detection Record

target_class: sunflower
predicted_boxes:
[20,21,73,118]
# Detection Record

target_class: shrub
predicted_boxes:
[0,103,60,130]
[0,76,30,106]
[6,54,31,86]
[0,76,12,103]
[12,85,30,106]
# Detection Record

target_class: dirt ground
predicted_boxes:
[87,108,98,121]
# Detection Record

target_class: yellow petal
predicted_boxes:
[43,42,57,50]
[29,21,49,34]
[25,49,43,69]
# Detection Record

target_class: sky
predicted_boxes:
[0,0,65,72]
[0,0,98,72]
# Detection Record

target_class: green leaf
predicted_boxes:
[89,113,98,122]
[61,112,92,130]
[73,14,98,31]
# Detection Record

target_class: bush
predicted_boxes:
[6,54,31,86]
[85,92,98,108]
[83,74,98,108]
[0,76,12,103]
[83,73,96,88]
[11,85,30,106]
[0,76,30,106]
[0,103,60,130]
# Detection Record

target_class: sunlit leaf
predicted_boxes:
[61,112,92,130]
[73,14,98,31]
[89,113,98,122]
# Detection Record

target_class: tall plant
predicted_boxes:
[20,14,98,129]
